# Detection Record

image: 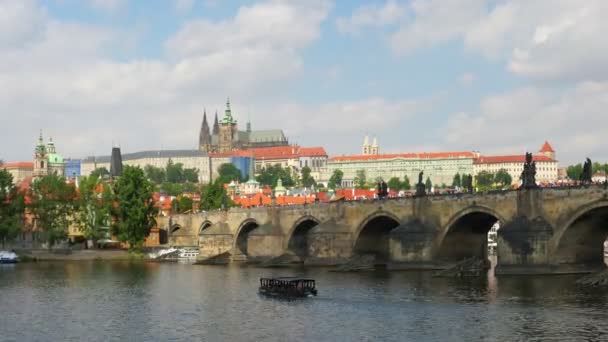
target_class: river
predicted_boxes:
[1,261,608,341]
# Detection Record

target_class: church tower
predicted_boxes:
[362,135,370,155]
[33,131,48,178]
[218,98,238,153]
[371,137,379,155]
[199,109,211,152]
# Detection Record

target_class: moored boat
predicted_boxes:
[0,251,19,264]
[259,277,317,297]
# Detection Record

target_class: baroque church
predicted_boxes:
[198,99,288,153]
[33,132,64,178]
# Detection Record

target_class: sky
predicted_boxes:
[1,0,607,165]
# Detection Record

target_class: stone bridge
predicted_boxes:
[159,186,608,274]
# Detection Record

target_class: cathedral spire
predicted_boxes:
[213,110,219,135]
[199,108,211,151]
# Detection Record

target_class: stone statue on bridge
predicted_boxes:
[581,158,593,184]
[376,179,388,199]
[415,171,426,197]
[520,152,538,189]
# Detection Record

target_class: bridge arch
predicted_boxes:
[352,211,401,264]
[199,221,213,235]
[436,206,505,263]
[285,216,321,258]
[553,201,608,268]
[233,219,260,257]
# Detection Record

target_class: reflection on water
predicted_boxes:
[1,261,608,341]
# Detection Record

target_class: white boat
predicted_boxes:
[0,251,19,264]
[178,249,199,261]
[148,247,178,259]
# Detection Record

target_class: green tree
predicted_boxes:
[217,163,242,184]
[200,180,234,210]
[90,167,110,179]
[112,166,156,250]
[76,175,113,243]
[387,177,401,191]
[30,174,78,248]
[476,171,495,188]
[144,165,166,184]
[425,177,432,191]
[0,170,25,247]
[354,169,367,189]
[182,181,199,194]
[494,169,513,187]
[328,169,344,190]
[452,173,462,188]
[401,175,411,190]
[183,168,199,183]
[256,164,295,187]
[161,182,183,196]
[172,196,194,214]
[166,160,185,183]
[301,166,316,188]
[566,164,583,180]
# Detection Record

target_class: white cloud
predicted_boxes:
[175,0,195,12]
[88,0,126,11]
[385,0,608,82]
[459,73,475,87]
[443,82,608,163]
[0,0,333,161]
[336,0,405,35]
[390,0,486,55]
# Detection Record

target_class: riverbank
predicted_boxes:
[15,249,134,261]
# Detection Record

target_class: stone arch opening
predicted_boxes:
[437,211,500,263]
[170,224,181,234]
[234,220,259,257]
[199,221,212,235]
[353,215,401,264]
[555,206,608,269]
[287,218,320,259]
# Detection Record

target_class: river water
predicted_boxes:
[1,261,608,342]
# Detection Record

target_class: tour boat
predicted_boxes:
[259,277,318,298]
[177,248,199,262]
[0,251,19,264]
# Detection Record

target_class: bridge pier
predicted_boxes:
[305,219,353,266]
[388,219,440,270]
[246,224,285,262]
[495,216,554,275]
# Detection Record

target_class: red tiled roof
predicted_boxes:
[539,141,555,153]
[330,152,477,162]
[474,154,555,164]
[211,145,327,160]
[2,162,34,169]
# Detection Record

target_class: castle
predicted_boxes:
[198,99,288,153]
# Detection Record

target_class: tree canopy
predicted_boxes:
[452,173,461,188]
[300,166,316,188]
[76,175,113,242]
[30,174,78,247]
[475,171,495,188]
[0,170,25,247]
[217,163,243,184]
[111,166,156,250]
[328,169,343,190]
[256,164,295,187]
[90,167,110,179]
[494,169,513,187]
[354,169,367,189]
[200,180,234,210]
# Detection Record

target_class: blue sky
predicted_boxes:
[1,0,607,164]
